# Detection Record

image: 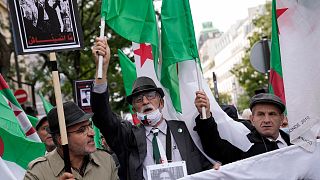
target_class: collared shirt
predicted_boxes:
[24,149,119,180]
[143,120,182,180]
[267,133,288,149]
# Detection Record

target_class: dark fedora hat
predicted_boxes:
[249,93,286,113]
[126,76,164,104]
[35,116,48,131]
[47,101,93,133]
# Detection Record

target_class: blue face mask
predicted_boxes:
[280,127,289,134]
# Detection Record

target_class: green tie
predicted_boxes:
[152,128,161,164]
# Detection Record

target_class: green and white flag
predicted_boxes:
[0,74,45,179]
[101,0,159,63]
[159,0,252,151]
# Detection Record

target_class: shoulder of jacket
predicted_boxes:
[28,156,47,169]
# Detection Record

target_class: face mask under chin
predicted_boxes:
[136,109,162,126]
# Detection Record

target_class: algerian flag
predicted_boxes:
[118,49,141,125]
[159,0,252,151]
[0,74,40,142]
[276,0,320,151]
[160,0,199,113]
[0,75,45,179]
[132,42,178,121]
[101,0,159,62]
[269,0,286,105]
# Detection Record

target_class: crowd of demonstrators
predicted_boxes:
[24,102,119,180]
[22,36,296,179]
[35,116,56,153]
[195,93,291,165]
[90,37,213,180]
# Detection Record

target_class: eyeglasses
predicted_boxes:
[67,121,93,135]
[132,91,159,104]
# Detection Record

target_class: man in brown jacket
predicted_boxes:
[24,101,119,180]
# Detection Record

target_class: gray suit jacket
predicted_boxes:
[91,90,211,180]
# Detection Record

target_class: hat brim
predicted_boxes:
[35,116,47,131]
[48,113,93,134]
[250,100,285,113]
[126,87,164,104]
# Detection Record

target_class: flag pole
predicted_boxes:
[195,59,207,119]
[97,18,106,79]
[49,52,72,173]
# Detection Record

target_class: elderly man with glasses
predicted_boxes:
[24,101,119,180]
[90,38,212,180]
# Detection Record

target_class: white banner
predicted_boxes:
[277,0,320,151]
[179,140,320,180]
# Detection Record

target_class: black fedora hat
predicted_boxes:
[126,76,164,104]
[249,93,286,113]
[47,101,93,133]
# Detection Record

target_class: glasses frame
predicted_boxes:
[67,121,93,135]
[132,91,159,104]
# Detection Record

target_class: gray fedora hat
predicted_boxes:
[249,93,286,113]
[126,76,164,104]
[47,101,93,133]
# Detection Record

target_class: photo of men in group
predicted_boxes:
[8,0,83,54]
[19,0,72,35]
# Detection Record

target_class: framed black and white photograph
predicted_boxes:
[80,88,91,107]
[74,79,93,113]
[146,161,187,180]
[8,0,83,54]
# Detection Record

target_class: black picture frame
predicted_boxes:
[74,79,93,113]
[8,0,84,54]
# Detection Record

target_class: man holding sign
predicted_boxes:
[91,38,212,180]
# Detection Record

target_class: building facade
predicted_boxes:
[199,5,266,106]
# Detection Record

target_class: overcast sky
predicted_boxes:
[189,0,268,37]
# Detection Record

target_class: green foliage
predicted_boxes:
[231,2,271,98]
[236,93,251,112]
[218,92,232,105]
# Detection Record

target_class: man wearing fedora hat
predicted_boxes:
[35,116,56,153]
[24,101,119,180]
[90,38,212,180]
[195,93,291,165]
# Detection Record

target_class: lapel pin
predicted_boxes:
[178,128,182,133]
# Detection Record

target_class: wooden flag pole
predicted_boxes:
[97,18,106,79]
[194,60,207,119]
[49,52,72,173]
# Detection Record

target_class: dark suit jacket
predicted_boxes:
[195,116,291,165]
[91,90,211,180]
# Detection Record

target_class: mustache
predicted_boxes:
[140,104,155,113]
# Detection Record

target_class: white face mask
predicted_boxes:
[137,109,162,126]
